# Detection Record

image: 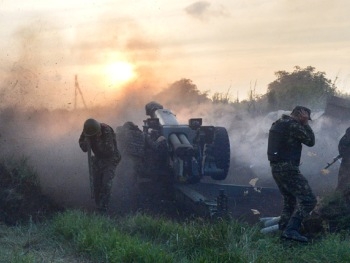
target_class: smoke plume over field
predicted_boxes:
[0,89,349,213]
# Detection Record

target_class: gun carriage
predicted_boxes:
[116,101,230,185]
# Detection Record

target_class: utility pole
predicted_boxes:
[74,74,88,109]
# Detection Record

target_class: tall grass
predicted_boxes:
[51,211,173,263]
[49,210,350,263]
[0,218,91,263]
[0,156,41,193]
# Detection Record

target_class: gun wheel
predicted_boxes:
[211,127,230,180]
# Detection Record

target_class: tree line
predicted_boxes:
[157,66,347,114]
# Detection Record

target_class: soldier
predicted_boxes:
[145,129,168,161]
[143,128,168,174]
[79,118,121,213]
[267,106,317,242]
[336,127,350,192]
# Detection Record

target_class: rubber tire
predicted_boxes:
[211,127,230,180]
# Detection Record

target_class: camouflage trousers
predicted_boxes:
[92,158,117,213]
[271,162,317,230]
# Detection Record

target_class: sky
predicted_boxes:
[1,0,350,109]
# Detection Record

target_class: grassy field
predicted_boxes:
[1,156,350,262]
[1,210,350,263]
[0,218,91,263]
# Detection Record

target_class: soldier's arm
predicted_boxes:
[79,132,89,152]
[290,122,315,147]
[302,125,315,146]
[99,127,115,157]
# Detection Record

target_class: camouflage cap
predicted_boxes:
[291,106,312,120]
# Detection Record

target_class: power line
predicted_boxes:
[74,74,87,109]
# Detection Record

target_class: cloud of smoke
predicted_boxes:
[158,102,350,195]
[0,104,146,210]
[0,12,170,111]
[0,12,176,212]
[0,98,349,212]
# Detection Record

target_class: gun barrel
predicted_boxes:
[169,133,194,157]
[178,133,192,146]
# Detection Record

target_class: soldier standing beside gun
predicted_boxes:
[267,106,317,243]
[79,118,121,214]
[336,127,350,192]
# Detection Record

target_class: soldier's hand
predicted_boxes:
[299,109,309,125]
[80,141,89,152]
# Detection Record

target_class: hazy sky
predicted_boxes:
[1,0,350,108]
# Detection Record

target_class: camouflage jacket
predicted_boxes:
[269,114,315,167]
[79,123,121,164]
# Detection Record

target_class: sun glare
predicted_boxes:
[105,61,135,85]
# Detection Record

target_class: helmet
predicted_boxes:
[83,118,101,136]
[145,101,163,117]
[123,121,139,131]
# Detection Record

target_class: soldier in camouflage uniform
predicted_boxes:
[145,129,168,164]
[336,127,350,192]
[79,118,121,213]
[267,106,317,242]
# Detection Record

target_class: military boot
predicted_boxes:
[281,217,308,243]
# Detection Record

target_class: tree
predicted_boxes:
[212,88,231,104]
[155,78,209,106]
[266,66,336,110]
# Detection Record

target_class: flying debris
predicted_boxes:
[320,169,330,175]
[253,187,262,193]
[251,209,260,215]
[249,178,259,187]
[307,151,317,157]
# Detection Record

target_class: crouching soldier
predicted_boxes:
[79,118,121,214]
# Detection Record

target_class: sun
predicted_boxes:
[105,61,135,85]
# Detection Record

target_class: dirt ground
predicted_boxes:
[0,156,281,226]
[107,180,282,225]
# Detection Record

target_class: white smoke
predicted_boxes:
[0,100,348,211]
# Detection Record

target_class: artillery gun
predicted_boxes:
[116,101,230,184]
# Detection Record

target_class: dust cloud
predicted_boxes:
[0,14,171,211]
[0,102,145,211]
[161,102,350,195]
[0,13,169,110]
[0,95,349,211]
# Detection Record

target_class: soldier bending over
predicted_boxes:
[79,118,121,213]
